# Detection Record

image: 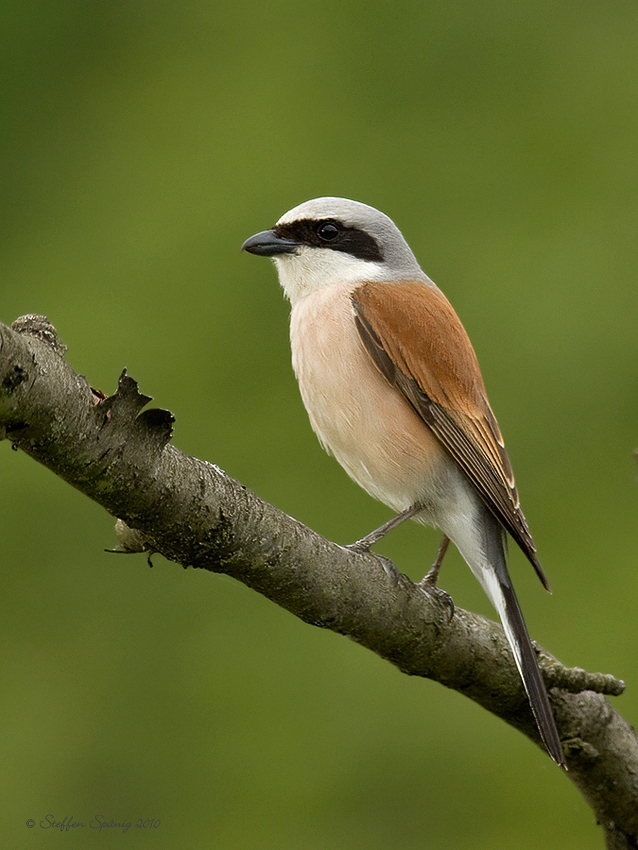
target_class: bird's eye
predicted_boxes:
[316,221,341,241]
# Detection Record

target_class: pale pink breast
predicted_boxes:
[289,282,449,512]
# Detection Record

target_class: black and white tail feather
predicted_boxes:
[471,509,565,766]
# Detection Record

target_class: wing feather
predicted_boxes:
[351,280,549,590]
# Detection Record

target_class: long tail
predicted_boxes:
[496,574,565,766]
[461,510,566,767]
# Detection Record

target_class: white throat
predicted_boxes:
[273,246,388,305]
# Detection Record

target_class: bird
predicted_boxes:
[241,196,565,767]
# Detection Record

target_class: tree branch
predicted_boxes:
[1,315,636,848]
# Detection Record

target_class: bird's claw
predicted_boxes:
[418,576,455,622]
[344,539,372,554]
[375,554,401,584]
[343,543,402,585]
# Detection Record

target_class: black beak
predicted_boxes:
[241,229,299,256]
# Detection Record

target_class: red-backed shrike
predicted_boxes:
[242,197,564,766]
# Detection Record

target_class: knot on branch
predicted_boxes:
[11,314,68,356]
[543,662,625,696]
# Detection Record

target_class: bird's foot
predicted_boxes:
[343,543,402,585]
[345,537,374,554]
[374,553,402,584]
[418,572,455,622]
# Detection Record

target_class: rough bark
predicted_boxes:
[1,315,636,847]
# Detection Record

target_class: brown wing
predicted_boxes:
[351,280,549,590]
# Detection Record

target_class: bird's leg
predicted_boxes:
[418,535,454,620]
[420,535,450,586]
[346,503,425,553]
[344,504,425,585]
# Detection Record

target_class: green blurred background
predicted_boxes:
[1,1,636,846]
